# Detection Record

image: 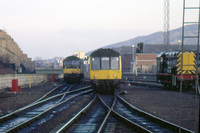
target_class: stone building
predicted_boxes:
[74,51,87,59]
[0,30,35,74]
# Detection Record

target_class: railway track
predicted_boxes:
[114,93,194,133]
[54,94,124,133]
[54,90,194,133]
[122,74,163,88]
[0,84,74,122]
[34,84,75,102]
[0,84,194,132]
[0,84,92,133]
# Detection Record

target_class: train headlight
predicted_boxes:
[113,74,116,77]
[93,74,98,79]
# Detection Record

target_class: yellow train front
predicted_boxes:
[63,56,84,83]
[156,51,197,89]
[90,49,122,93]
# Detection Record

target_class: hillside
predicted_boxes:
[87,24,197,55]
[104,24,197,48]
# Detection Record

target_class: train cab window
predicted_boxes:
[63,61,71,68]
[72,61,80,68]
[111,57,119,70]
[101,57,109,70]
[199,55,200,67]
[156,58,161,73]
[92,57,100,70]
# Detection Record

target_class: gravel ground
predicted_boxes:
[118,84,199,132]
[0,82,57,116]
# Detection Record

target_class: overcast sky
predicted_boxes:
[0,0,198,59]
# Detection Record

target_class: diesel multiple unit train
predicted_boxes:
[89,49,122,93]
[156,51,198,89]
[63,56,84,83]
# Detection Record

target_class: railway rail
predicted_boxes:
[34,84,75,102]
[0,83,195,132]
[0,85,92,133]
[122,73,163,88]
[114,93,194,133]
[53,87,194,133]
[54,94,131,133]
[0,84,74,122]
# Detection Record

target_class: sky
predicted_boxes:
[0,0,198,59]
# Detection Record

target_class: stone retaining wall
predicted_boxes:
[0,74,49,91]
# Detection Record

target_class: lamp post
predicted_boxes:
[132,45,135,81]
[178,40,181,50]
[132,45,135,74]
[135,54,138,81]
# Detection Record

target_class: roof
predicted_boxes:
[64,56,80,61]
[143,44,198,53]
[157,51,195,58]
[90,48,120,57]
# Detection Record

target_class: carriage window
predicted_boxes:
[92,57,100,70]
[111,57,119,69]
[101,57,109,70]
